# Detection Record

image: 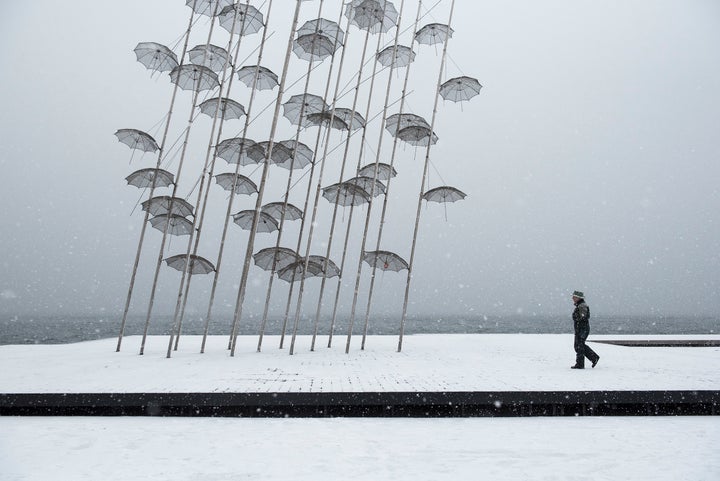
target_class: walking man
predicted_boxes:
[571,290,600,369]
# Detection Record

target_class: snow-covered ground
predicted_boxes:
[1,416,719,481]
[1,334,718,393]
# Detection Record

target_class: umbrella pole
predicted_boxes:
[116,6,195,353]
[202,3,273,355]
[399,0,456,353]
[228,0,305,356]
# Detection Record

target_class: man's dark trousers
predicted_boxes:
[574,324,599,368]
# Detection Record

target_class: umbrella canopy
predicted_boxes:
[276,140,314,170]
[125,168,174,189]
[345,176,386,197]
[283,93,328,126]
[198,97,246,120]
[149,214,194,236]
[218,3,265,36]
[261,202,303,222]
[422,186,467,203]
[334,108,366,131]
[215,137,262,165]
[322,182,371,207]
[236,65,278,90]
[186,0,233,17]
[415,23,454,45]
[188,44,232,73]
[376,44,415,69]
[253,247,299,271]
[255,141,294,165]
[439,76,483,103]
[297,18,345,46]
[305,111,349,131]
[277,260,325,282]
[293,33,337,62]
[396,125,438,146]
[214,173,258,195]
[141,196,194,218]
[169,64,220,91]
[308,255,340,278]
[385,113,430,136]
[362,250,409,272]
[232,210,279,233]
[114,129,159,153]
[164,254,215,275]
[133,42,178,73]
[346,0,399,34]
[358,162,397,181]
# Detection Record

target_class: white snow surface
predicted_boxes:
[1,334,718,392]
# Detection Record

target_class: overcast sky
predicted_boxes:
[1,0,719,324]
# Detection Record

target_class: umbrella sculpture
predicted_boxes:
[188,44,232,73]
[358,162,397,181]
[169,64,220,91]
[362,250,409,272]
[308,255,340,278]
[346,0,399,34]
[186,0,233,18]
[215,137,263,166]
[235,65,278,90]
[276,140,314,170]
[345,176,386,197]
[232,210,279,233]
[115,129,159,153]
[439,76,482,103]
[255,141,294,166]
[415,23,454,45]
[321,182,371,207]
[334,108,366,131]
[293,33,338,63]
[198,97,246,120]
[277,259,325,282]
[164,254,215,274]
[297,18,345,46]
[396,125,438,146]
[125,168,174,189]
[133,42,178,73]
[282,93,328,126]
[214,173,258,195]
[305,111,350,131]
[253,247,300,272]
[384,113,430,135]
[218,3,265,36]
[149,214,194,236]
[141,196,194,218]
[422,185,467,221]
[261,202,303,222]
[376,44,415,69]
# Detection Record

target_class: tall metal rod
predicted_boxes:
[399,0,456,352]
[116,4,196,352]
[228,0,305,356]
[139,2,221,355]
[258,2,347,352]
[167,2,253,357]
[201,2,274,354]
[361,0,418,350]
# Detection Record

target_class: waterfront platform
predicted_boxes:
[1,334,718,417]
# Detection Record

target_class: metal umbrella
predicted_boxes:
[439,76,482,103]
[125,168,174,189]
[345,176,386,197]
[305,111,349,131]
[358,162,397,181]
[422,185,467,203]
[198,97,246,120]
[396,125,438,146]
[282,93,327,126]
[415,23,454,45]
[186,0,233,17]
[232,210,279,233]
[277,259,325,282]
[149,214,194,236]
[384,113,430,135]
[164,254,215,274]
[215,137,262,165]
[218,3,265,36]
[114,129,159,153]
[308,255,340,278]
[256,141,294,165]
[346,0,399,34]
[236,65,278,90]
[214,173,258,195]
[376,44,414,69]
[293,33,337,62]
[133,42,178,73]
[188,44,232,73]
[297,18,345,46]
[334,108,366,131]
[362,250,409,271]
[141,196,195,218]
[261,202,303,221]
[276,140,314,170]
[253,247,299,272]
[169,64,220,91]
[321,182,371,207]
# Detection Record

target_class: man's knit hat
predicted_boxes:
[572,290,585,299]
